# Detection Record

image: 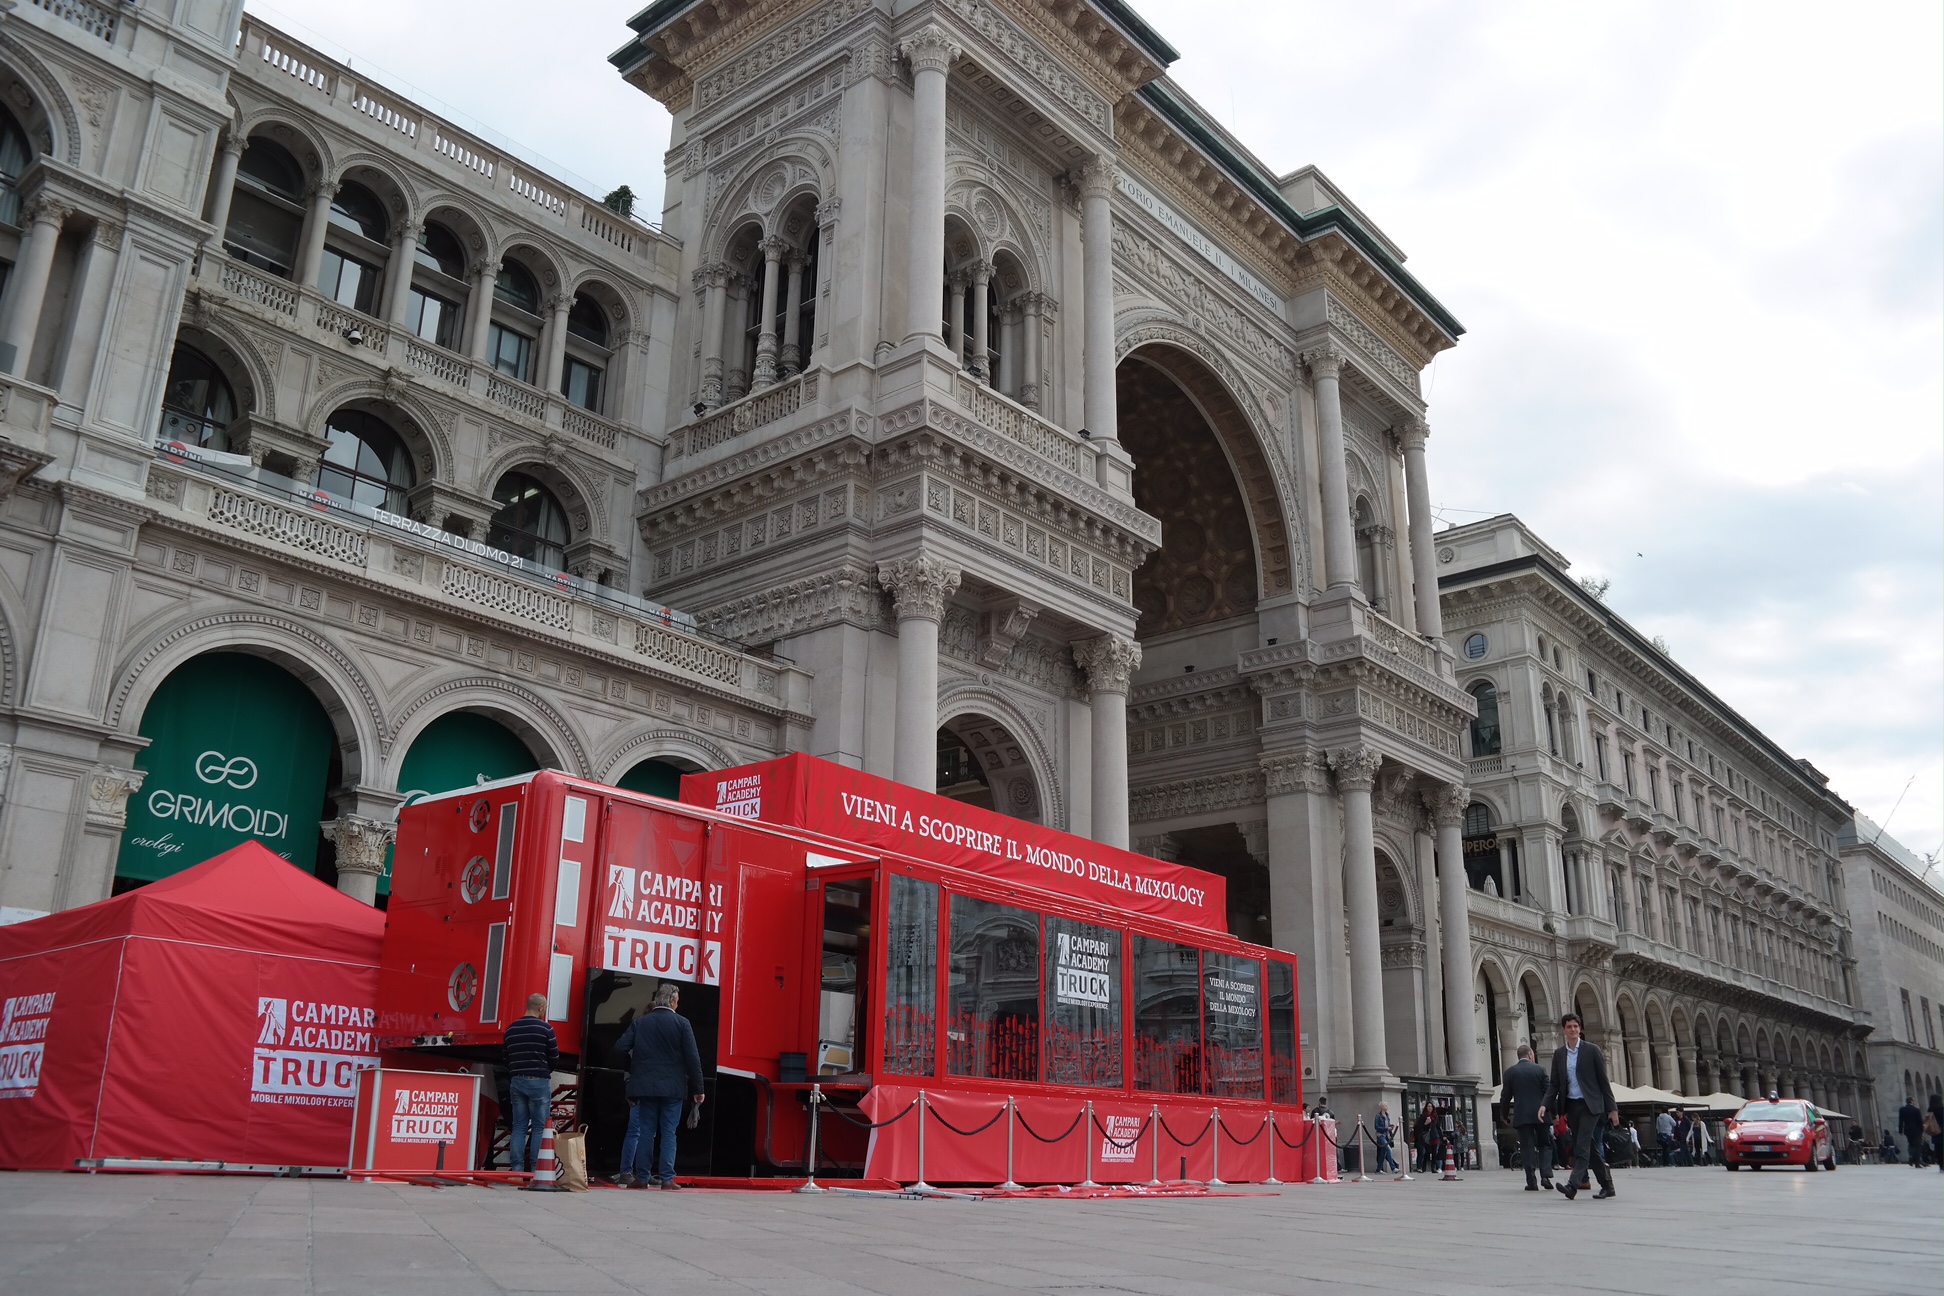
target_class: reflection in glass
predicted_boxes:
[1043,917,1121,1087]
[316,409,412,513]
[948,896,1040,1082]
[1202,951,1263,1099]
[883,873,937,1077]
[158,345,237,450]
[1133,936,1201,1094]
[1267,959,1299,1106]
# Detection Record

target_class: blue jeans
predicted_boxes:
[1374,1135,1398,1173]
[618,1099,644,1178]
[632,1096,685,1184]
[508,1075,551,1171]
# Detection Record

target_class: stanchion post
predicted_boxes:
[998,1095,1022,1192]
[912,1089,935,1192]
[1355,1115,1372,1182]
[1080,1099,1098,1188]
[1396,1114,1413,1181]
[1264,1110,1282,1186]
[795,1084,827,1194]
[1149,1104,1161,1186]
[1310,1116,1330,1185]
[1209,1108,1225,1186]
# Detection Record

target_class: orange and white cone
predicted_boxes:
[1440,1142,1461,1181]
[527,1124,562,1191]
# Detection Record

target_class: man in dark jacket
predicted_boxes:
[613,982,705,1189]
[1538,1012,1618,1200]
[1897,1097,1924,1167]
[1503,1042,1553,1191]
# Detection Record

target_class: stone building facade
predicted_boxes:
[614,0,1480,1112]
[0,0,1489,1112]
[1438,516,1875,1120]
[1838,813,1941,1133]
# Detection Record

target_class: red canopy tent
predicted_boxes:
[0,842,384,1170]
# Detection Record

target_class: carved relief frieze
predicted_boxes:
[695,562,887,642]
[690,0,872,115]
[1326,296,1419,396]
[940,606,1079,698]
[1130,768,1266,824]
[1111,223,1295,381]
[698,62,846,174]
[936,0,1111,137]
[1127,697,1257,762]
[906,463,1134,605]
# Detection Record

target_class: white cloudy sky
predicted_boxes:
[248,1,1942,858]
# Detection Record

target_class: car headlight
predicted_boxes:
[1726,1130,1740,1140]
[1787,1128,1803,1141]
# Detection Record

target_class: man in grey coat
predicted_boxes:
[612,982,705,1189]
[1502,1043,1553,1191]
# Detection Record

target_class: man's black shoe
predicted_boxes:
[1593,1188,1616,1199]
[626,1180,651,1190]
[1557,1182,1577,1200]
[1524,1184,1540,1191]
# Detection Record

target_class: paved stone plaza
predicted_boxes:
[0,1165,1936,1295]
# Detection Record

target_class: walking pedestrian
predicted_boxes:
[612,982,705,1190]
[1503,1043,1553,1191]
[502,992,559,1173]
[1898,1096,1924,1168]
[1373,1101,1399,1173]
[1538,1012,1618,1201]
[1924,1093,1942,1171]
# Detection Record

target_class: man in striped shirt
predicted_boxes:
[503,993,559,1172]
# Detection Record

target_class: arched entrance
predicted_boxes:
[1166,824,1272,945]
[385,711,545,896]
[118,651,336,885]
[936,714,1042,823]
[614,757,696,800]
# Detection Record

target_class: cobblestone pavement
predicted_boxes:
[0,1163,1936,1295]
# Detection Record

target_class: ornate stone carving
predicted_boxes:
[1073,157,1117,199]
[978,599,1039,669]
[1329,745,1383,793]
[1426,782,1469,828]
[85,766,145,830]
[23,193,73,229]
[698,563,887,641]
[1073,633,1140,695]
[1301,344,1344,383]
[1326,295,1420,394]
[898,24,962,75]
[1396,416,1429,453]
[321,815,397,880]
[877,554,960,622]
[1130,769,1264,823]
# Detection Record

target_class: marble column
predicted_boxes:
[996,304,1018,395]
[945,272,967,364]
[899,26,959,343]
[967,259,992,382]
[753,235,785,388]
[540,293,572,394]
[780,251,805,376]
[1429,783,1480,1080]
[1076,159,1119,452]
[322,814,397,907]
[1020,293,1043,408]
[878,554,960,791]
[1417,824,1447,1072]
[1397,417,1444,640]
[1304,346,1360,592]
[724,275,751,401]
[697,264,729,407]
[0,195,70,372]
[296,180,338,289]
[206,134,247,243]
[466,261,497,362]
[1331,746,1387,1073]
[1074,634,1141,850]
[384,219,423,327]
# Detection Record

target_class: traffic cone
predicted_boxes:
[1440,1142,1461,1181]
[526,1124,562,1191]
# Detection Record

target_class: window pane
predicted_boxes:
[1133,936,1201,1094]
[1267,960,1298,1105]
[884,874,938,1078]
[223,191,302,278]
[947,896,1040,1082]
[1202,952,1263,1099]
[319,248,378,313]
[409,289,459,349]
[563,358,602,411]
[1043,917,1121,1088]
[489,323,532,381]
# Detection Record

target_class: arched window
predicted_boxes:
[1354,497,1379,604]
[317,180,387,314]
[488,472,568,569]
[488,261,540,383]
[0,105,34,228]
[561,292,608,412]
[224,136,305,278]
[157,345,237,450]
[316,409,413,513]
[1463,802,1494,838]
[1469,681,1502,756]
[790,233,818,375]
[406,222,466,350]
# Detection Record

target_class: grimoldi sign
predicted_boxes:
[682,755,1228,931]
[120,654,333,880]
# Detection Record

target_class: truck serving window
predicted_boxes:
[1268,960,1299,1105]
[1202,952,1264,1100]
[948,896,1041,1082]
[1044,917,1122,1087]
[1133,937,1202,1095]
[883,874,938,1078]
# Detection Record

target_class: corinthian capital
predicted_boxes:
[1262,749,1331,798]
[899,24,961,75]
[1301,344,1343,382]
[1329,745,1383,793]
[1073,157,1118,200]
[1396,416,1429,453]
[85,766,146,829]
[321,814,398,879]
[24,194,74,229]
[1073,633,1141,694]
[877,554,960,622]
[1426,782,1470,828]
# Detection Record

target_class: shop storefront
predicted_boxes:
[118,653,333,885]
[1402,1075,1483,1170]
